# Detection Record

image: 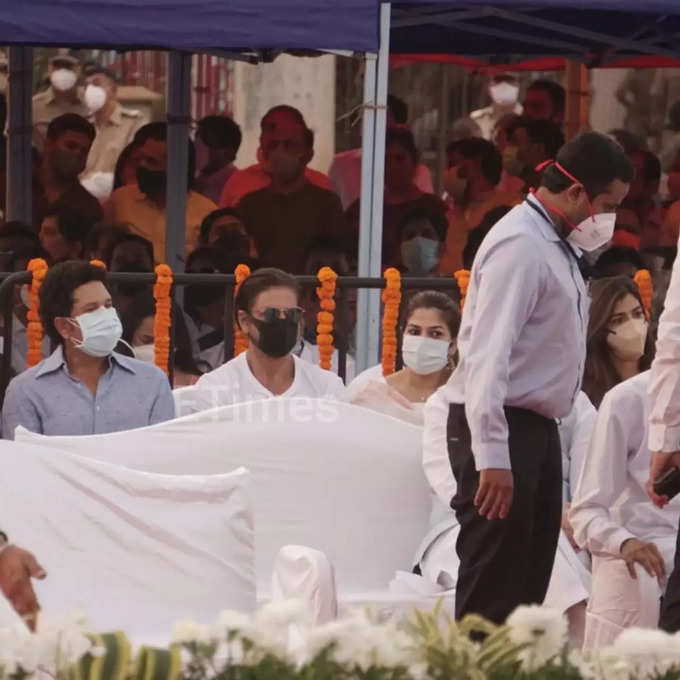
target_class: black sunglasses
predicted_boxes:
[253,307,304,324]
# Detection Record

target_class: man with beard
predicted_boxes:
[233,114,345,272]
[104,123,216,262]
[33,113,102,230]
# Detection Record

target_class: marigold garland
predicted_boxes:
[153,264,173,374]
[233,264,251,356]
[381,268,402,377]
[316,267,337,370]
[455,269,471,311]
[90,259,107,270]
[634,268,653,320]
[26,258,49,367]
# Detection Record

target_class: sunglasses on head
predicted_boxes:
[253,307,303,324]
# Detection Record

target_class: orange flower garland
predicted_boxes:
[233,264,251,356]
[316,266,337,370]
[455,269,471,311]
[381,268,402,376]
[634,269,653,319]
[90,259,107,270]
[26,258,49,367]
[153,264,173,374]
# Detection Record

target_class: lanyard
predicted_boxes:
[524,196,583,264]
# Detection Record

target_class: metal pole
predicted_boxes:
[165,51,192,272]
[6,47,33,224]
[355,2,391,372]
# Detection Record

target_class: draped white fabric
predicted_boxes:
[16,399,432,606]
[0,441,254,642]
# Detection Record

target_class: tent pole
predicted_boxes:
[6,47,33,225]
[165,51,191,272]
[356,1,391,373]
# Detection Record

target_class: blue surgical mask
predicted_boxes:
[400,236,440,274]
[69,306,122,358]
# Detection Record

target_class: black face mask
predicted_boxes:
[249,315,299,358]
[136,166,167,199]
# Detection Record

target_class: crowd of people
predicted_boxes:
[3,54,680,649]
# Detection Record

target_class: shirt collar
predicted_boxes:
[524,194,561,243]
[36,345,138,378]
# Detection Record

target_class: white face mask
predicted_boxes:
[490,82,519,106]
[50,68,78,92]
[606,317,647,362]
[566,212,617,253]
[400,236,440,274]
[401,335,450,375]
[133,343,155,363]
[69,306,122,358]
[84,84,107,113]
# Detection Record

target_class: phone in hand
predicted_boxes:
[653,467,680,500]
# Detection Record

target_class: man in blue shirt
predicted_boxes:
[2,260,175,439]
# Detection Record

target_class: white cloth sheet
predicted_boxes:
[0,441,254,643]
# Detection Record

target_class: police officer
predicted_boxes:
[80,66,148,198]
[424,132,633,627]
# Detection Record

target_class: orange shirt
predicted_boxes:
[219,162,333,207]
[104,184,216,262]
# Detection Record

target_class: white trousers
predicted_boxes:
[584,536,676,650]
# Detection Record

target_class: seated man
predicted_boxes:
[104,122,216,262]
[2,261,175,439]
[39,202,95,263]
[570,370,680,649]
[234,116,345,272]
[398,208,448,277]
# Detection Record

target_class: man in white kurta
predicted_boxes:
[571,371,680,649]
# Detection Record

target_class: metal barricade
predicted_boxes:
[0,271,461,405]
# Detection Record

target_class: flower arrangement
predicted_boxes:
[2,603,680,680]
[634,269,653,319]
[26,258,48,367]
[233,264,251,356]
[454,269,470,311]
[382,268,402,376]
[316,267,337,370]
[153,264,173,374]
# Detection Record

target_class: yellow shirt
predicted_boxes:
[32,87,89,152]
[105,184,217,262]
[82,103,149,179]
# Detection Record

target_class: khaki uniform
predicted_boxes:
[470,103,523,140]
[32,87,89,152]
[82,103,148,180]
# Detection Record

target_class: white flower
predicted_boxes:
[171,620,214,646]
[214,610,253,637]
[506,605,568,669]
[601,628,680,676]
[255,599,310,629]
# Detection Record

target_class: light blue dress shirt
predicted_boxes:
[2,346,175,439]
[443,195,589,470]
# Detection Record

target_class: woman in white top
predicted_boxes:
[193,268,345,411]
[347,291,460,586]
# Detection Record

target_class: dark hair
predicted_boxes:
[199,208,244,245]
[637,149,662,184]
[43,203,95,249]
[527,79,565,118]
[261,105,306,129]
[541,132,634,199]
[39,260,108,345]
[592,246,643,279]
[463,205,513,270]
[105,233,154,270]
[85,64,118,83]
[113,140,142,190]
[507,116,565,160]
[397,209,448,242]
[387,95,408,125]
[234,267,300,326]
[386,126,418,163]
[83,222,129,260]
[491,73,518,86]
[402,290,461,341]
[448,137,503,186]
[132,122,196,187]
[46,113,95,143]
[582,276,653,407]
[608,129,644,154]
[197,115,242,152]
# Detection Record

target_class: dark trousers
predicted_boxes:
[448,404,562,624]
[660,517,680,632]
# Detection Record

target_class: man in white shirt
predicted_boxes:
[192,268,345,412]
[424,132,632,626]
[571,371,680,648]
[648,218,680,632]
[470,73,523,141]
